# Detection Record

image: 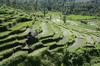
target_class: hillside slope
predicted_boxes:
[0,7,100,66]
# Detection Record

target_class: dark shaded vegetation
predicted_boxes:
[49,44,63,50]
[42,38,61,44]
[1,0,100,16]
[27,34,39,45]
[16,17,32,22]
[1,44,100,66]
[0,42,19,51]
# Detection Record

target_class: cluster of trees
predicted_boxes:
[0,0,100,16]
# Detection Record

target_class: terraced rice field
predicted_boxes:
[0,7,100,66]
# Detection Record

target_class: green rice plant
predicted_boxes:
[10,21,34,31]
[37,21,55,39]
[0,31,12,38]
[33,19,42,33]
[0,32,28,42]
[0,55,3,59]
[0,22,12,26]
[40,24,63,42]
[18,38,28,44]
[43,42,57,47]
[19,27,27,31]
[0,39,18,48]
[30,42,43,50]
[0,49,13,59]
[17,33,28,38]
[49,47,65,52]
[67,34,75,45]
[28,47,48,56]
[51,23,63,39]
[67,15,96,20]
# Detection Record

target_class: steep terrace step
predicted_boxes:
[0,38,28,51]
[0,31,12,39]
[53,25,63,39]
[40,24,63,44]
[42,41,64,51]
[0,8,14,14]
[0,31,28,44]
[67,31,85,51]
[0,14,15,22]
[28,47,48,56]
[33,20,42,33]
[0,18,26,30]
[0,40,18,51]
[84,34,94,44]
[49,46,65,52]
[0,49,13,61]
[30,42,45,51]
[67,38,85,51]
[0,45,22,61]
[92,35,100,42]
[58,27,72,45]
[49,44,64,50]
[36,21,54,39]
[43,42,57,47]
[9,21,34,31]
[0,26,27,39]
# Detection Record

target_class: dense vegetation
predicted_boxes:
[0,0,100,16]
[0,0,100,66]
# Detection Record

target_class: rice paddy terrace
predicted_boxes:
[0,7,100,66]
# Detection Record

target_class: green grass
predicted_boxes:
[0,22,12,26]
[0,40,18,48]
[47,11,62,17]
[0,31,12,38]
[10,21,34,31]
[0,33,28,42]
[37,21,55,39]
[18,38,28,43]
[67,14,96,20]
[0,49,13,59]
[34,11,44,16]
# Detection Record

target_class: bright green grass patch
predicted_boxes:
[0,39,18,48]
[34,11,43,16]
[34,11,61,16]
[0,32,28,42]
[0,49,13,58]
[67,15,96,20]
[47,11,62,16]
[34,11,62,18]
[10,21,34,31]
[0,31,11,37]
[0,22,12,26]
[37,21,55,39]
[79,23,97,30]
